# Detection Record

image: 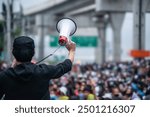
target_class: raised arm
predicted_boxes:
[49,41,76,78]
[39,41,76,79]
[65,41,76,63]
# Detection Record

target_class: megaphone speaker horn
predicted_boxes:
[56,18,77,46]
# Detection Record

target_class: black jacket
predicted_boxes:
[0,59,72,100]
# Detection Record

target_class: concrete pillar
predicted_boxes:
[96,23,106,64]
[26,17,30,35]
[110,13,125,61]
[21,17,26,35]
[94,14,107,64]
[133,0,149,50]
[95,0,103,12]
[36,14,44,61]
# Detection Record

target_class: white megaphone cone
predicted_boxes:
[56,18,77,46]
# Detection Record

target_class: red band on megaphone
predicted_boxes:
[59,36,68,46]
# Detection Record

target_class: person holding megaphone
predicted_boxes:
[0,18,76,100]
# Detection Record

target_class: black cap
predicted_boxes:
[13,36,35,49]
[12,36,35,62]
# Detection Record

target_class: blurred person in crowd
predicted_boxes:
[49,82,59,100]
[74,81,80,96]
[66,77,75,96]
[0,36,76,100]
[101,93,112,100]
[123,87,133,100]
[83,85,95,100]
[111,87,122,100]
[49,89,58,100]
[59,86,69,100]
[78,89,85,100]
[0,61,8,71]
[124,85,141,100]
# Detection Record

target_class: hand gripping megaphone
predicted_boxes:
[56,18,77,46]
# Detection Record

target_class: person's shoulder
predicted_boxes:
[0,69,7,76]
[0,70,4,77]
[37,63,51,69]
[0,69,9,81]
[0,68,13,77]
[33,63,53,73]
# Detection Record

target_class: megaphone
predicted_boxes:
[56,18,77,46]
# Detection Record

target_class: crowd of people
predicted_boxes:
[49,58,150,100]
[1,58,150,100]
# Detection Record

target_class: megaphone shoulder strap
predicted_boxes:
[36,45,61,64]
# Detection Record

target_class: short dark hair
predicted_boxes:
[12,36,35,62]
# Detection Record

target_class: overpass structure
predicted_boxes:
[23,0,150,63]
